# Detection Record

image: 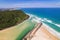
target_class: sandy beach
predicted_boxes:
[31,24,59,40]
[0,13,60,40]
[0,20,36,40]
[26,14,60,40]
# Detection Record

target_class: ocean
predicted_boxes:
[20,8,60,32]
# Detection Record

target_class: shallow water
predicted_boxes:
[21,8,60,32]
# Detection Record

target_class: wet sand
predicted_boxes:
[31,24,59,40]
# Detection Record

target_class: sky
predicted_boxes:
[0,0,60,8]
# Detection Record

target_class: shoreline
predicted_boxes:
[26,13,60,39]
[26,13,60,27]
[31,24,59,40]
[43,23,60,39]
[23,22,42,40]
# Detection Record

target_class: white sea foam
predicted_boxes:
[43,23,60,39]
[26,13,42,23]
[55,24,60,27]
[41,18,60,28]
[26,13,60,27]
[26,13,60,39]
[43,18,60,27]
[43,18,53,23]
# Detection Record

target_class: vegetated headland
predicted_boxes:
[0,9,29,30]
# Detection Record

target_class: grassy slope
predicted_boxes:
[0,20,36,40]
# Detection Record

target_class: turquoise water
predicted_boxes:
[43,21,60,32]
[16,20,36,40]
[21,8,60,32]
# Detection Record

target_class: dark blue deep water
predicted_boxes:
[21,8,60,32]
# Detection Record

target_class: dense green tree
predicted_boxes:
[0,10,29,30]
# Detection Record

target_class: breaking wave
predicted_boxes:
[26,13,60,38]
[26,13,60,28]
